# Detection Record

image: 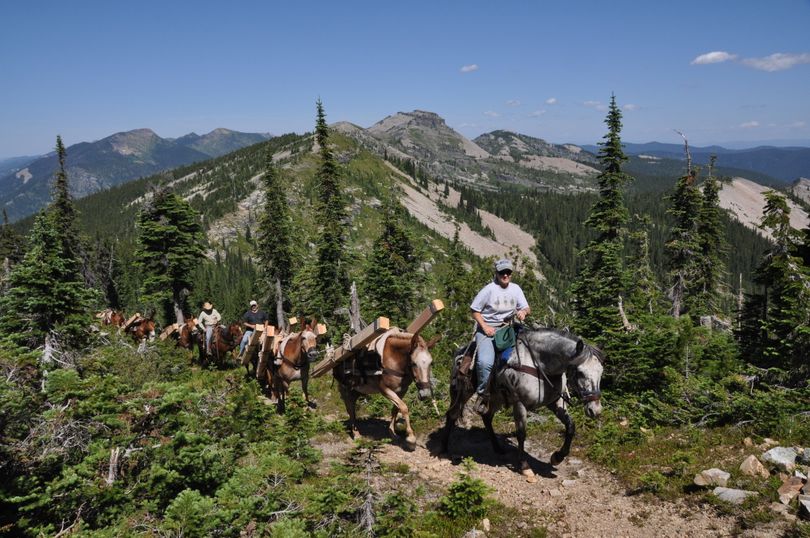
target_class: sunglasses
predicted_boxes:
[498,270,512,276]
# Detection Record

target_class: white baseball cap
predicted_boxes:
[249,300,258,306]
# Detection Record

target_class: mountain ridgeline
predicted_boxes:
[0,128,271,221]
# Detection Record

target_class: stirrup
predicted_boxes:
[474,394,489,414]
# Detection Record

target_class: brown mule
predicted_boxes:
[178,318,205,363]
[334,330,439,451]
[271,320,321,411]
[126,317,156,344]
[208,322,242,368]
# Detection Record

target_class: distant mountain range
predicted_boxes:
[0,128,271,221]
[582,142,810,183]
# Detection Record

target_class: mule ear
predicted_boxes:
[575,338,584,356]
[426,334,442,349]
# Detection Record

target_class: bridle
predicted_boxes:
[382,343,432,392]
[508,330,602,406]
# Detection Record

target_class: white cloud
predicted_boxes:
[528,110,546,118]
[505,99,521,106]
[484,111,500,118]
[741,53,810,72]
[545,97,557,105]
[583,100,607,111]
[623,104,639,111]
[739,121,760,129]
[691,51,737,65]
[788,120,807,128]
[460,64,479,73]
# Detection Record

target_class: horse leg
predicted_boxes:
[482,402,505,455]
[550,402,575,465]
[302,368,316,409]
[512,401,533,477]
[338,384,361,439]
[441,371,472,454]
[389,403,400,436]
[380,386,416,451]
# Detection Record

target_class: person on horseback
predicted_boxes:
[470,258,530,413]
[238,300,269,357]
[197,301,221,356]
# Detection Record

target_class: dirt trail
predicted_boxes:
[342,411,786,538]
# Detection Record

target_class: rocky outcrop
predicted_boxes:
[740,455,770,478]
[712,487,758,504]
[762,447,799,472]
[694,468,730,487]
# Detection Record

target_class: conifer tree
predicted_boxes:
[135,186,205,325]
[738,191,810,379]
[665,166,702,318]
[693,156,727,316]
[570,94,634,338]
[0,209,24,282]
[626,215,661,315]
[361,198,419,325]
[311,99,349,321]
[256,144,294,309]
[0,137,95,348]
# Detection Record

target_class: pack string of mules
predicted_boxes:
[97,300,605,478]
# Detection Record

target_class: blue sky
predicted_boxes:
[2,0,809,158]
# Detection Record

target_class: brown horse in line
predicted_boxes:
[333,330,439,451]
[178,318,204,363]
[96,309,125,327]
[270,321,321,411]
[125,317,156,344]
[208,322,243,368]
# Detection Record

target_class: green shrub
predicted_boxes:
[438,458,490,519]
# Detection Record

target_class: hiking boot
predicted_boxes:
[473,393,490,414]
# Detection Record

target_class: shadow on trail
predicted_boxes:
[426,425,558,479]
[343,417,418,451]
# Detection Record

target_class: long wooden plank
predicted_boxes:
[406,299,444,334]
[311,317,390,378]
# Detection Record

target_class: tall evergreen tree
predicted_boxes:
[0,209,24,282]
[665,166,702,318]
[693,156,727,316]
[311,99,349,321]
[0,137,95,348]
[738,191,810,380]
[570,94,634,338]
[626,214,662,316]
[361,198,419,326]
[135,186,205,325]
[256,144,294,309]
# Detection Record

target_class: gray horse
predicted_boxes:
[441,327,603,478]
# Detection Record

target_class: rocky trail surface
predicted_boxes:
[315,410,788,537]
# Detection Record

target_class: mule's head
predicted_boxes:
[573,349,603,419]
[409,334,440,400]
[228,322,243,341]
[301,321,320,363]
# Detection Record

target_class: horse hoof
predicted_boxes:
[550,452,564,466]
[307,401,318,409]
[521,469,537,483]
[404,437,417,451]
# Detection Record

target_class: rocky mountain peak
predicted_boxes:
[109,128,160,157]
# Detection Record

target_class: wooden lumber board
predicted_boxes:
[246,325,273,357]
[316,323,327,336]
[311,317,390,378]
[159,323,179,341]
[123,313,142,331]
[406,299,444,334]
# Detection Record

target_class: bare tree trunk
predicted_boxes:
[737,273,743,330]
[349,281,365,334]
[275,278,286,330]
[617,295,636,331]
[173,288,188,325]
[106,447,121,485]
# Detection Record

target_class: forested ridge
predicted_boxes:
[0,100,808,536]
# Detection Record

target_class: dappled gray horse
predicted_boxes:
[441,328,603,478]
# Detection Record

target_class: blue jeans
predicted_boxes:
[205,327,214,352]
[475,330,496,395]
[239,330,254,355]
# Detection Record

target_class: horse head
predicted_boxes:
[572,346,604,419]
[227,322,243,345]
[519,328,590,376]
[408,333,440,400]
[301,319,320,363]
